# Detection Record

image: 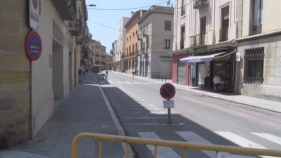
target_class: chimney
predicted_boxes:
[131,12,135,17]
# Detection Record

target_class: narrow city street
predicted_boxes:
[99,72,281,158]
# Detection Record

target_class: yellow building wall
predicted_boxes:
[126,24,139,57]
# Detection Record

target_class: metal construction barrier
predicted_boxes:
[72,133,281,158]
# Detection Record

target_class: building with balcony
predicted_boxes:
[106,53,113,70]
[110,40,118,71]
[101,45,107,70]
[118,17,130,72]
[91,39,101,66]
[137,5,174,78]
[124,11,147,74]
[0,0,88,148]
[92,40,101,65]
[75,0,88,85]
[173,0,237,93]
[235,0,281,101]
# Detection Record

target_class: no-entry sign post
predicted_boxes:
[160,83,176,124]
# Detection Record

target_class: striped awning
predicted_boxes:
[180,52,226,63]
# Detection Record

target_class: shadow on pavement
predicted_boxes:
[101,86,263,158]
[190,87,239,96]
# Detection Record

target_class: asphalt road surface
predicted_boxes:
[98,71,281,158]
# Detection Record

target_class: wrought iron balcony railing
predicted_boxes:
[219,28,229,42]
[51,0,76,20]
[249,18,262,36]
[69,19,81,36]
[194,0,209,9]
[191,33,208,47]
[180,40,185,49]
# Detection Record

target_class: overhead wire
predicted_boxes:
[87,1,169,10]
[87,20,174,37]
[86,0,179,47]
[87,0,196,11]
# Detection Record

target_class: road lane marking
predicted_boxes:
[216,132,266,149]
[125,112,142,113]
[124,117,167,119]
[117,81,123,84]
[141,82,149,84]
[251,133,281,145]
[176,131,258,158]
[151,111,165,114]
[176,131,216,158]
[125,107,160,110]
[125,81,132,84]
[138,132,181,158]
[124,123,184,126]
[215,132,273,158]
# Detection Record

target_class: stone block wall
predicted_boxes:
[0,0,31,148]
[235,34,281,101]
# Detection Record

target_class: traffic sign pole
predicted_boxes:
[167,99,171,124]
[160,83,176,124]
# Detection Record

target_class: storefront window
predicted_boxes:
[197,63,205,86]
[213,63,225,84]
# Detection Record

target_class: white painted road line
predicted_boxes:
[251,133,281,145]
[125,112,142,114]
[151,111,165,114]
[176,131,216,158]
[124,117,167,119]
[141,82,149,84]
[216,132,273,158]
[117,81,123,84]
[124,123,184,126]
[149,104,155,107]
[216,132,266,149]
[138,132,181,158]
[125,81,132,84]
[176,132,257,158]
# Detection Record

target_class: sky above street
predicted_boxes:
[85,0,172,53]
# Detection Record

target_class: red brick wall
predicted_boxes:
[172,53,189,84]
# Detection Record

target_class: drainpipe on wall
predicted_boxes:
[30,59,33,139]
[211,0,215,44]
[174,0,178,51]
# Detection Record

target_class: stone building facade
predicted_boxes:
[0,0,31,148]
[0,0,88,148]
[235,0,281,101]
[138,6,174,79]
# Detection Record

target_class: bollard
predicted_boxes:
[162,76,163,81]
[165,76,166,82]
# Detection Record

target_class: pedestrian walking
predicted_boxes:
[132,71,135,79]
[105,70,108,80]
[213,73,221,92]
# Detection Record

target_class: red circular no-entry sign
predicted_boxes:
[160,83,176,100]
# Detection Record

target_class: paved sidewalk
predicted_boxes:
[0,72,125,158]
[112,71,281,113]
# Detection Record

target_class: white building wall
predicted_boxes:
[118,17,130,72]
[174,0,237,50]
[235,0,281,101]
[31,0,72,137]
[138,8,173,78]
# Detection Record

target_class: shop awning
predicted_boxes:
[180,52,226,63]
